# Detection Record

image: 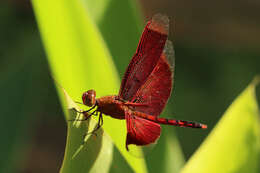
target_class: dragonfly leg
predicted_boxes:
[72,104,97,114]
[84,113,103,137]
[68,106,97,122]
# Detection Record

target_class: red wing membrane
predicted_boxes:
[131,40,175,116]
[119,14,169,101]
[125,110,161,150]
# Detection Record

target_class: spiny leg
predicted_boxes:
[68,105,97,122]
[68,110,97,122]
[84,113,104,137]
[93,113,103,133]
[73,104,97,114]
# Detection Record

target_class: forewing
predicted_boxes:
[125,110,161,150]
[131,40,175,116]
[119,14,169,101]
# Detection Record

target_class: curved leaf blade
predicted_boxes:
[181,78,260,173]
[59,88,113,173]
[31,0,147,172]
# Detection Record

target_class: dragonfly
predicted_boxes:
[78,14,207,150]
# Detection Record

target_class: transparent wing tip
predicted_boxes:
[163,40,175,69]
[164,40,175,56]
[149,13,169,35]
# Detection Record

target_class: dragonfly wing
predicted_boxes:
[125,110,161,150]
[119,14,169,101]
[131,40,175,116]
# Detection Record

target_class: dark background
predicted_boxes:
[1,0,259,172]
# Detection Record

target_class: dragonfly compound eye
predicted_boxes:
[82,89,96,107]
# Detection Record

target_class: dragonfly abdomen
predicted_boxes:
[134,111,207,129]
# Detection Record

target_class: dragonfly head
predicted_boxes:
[82,89,96,107]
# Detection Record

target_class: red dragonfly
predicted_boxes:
[79,14,207,150]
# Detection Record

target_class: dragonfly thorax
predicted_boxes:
[82,89,96,107]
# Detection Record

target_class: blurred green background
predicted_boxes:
[1,0,260,172]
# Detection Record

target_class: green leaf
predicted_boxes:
[84,0,144,76]
[145,109,186,173]
[31,0,146,172]
[59,88,113,173]
[181,77,260,173]
[164,133,185,172]
[0,13,50,172]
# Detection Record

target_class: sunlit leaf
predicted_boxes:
[31,0,146,172]
[145,109,186,173]
[59,88,113,173]
[164,133,185,173]
[181,77,260,173]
